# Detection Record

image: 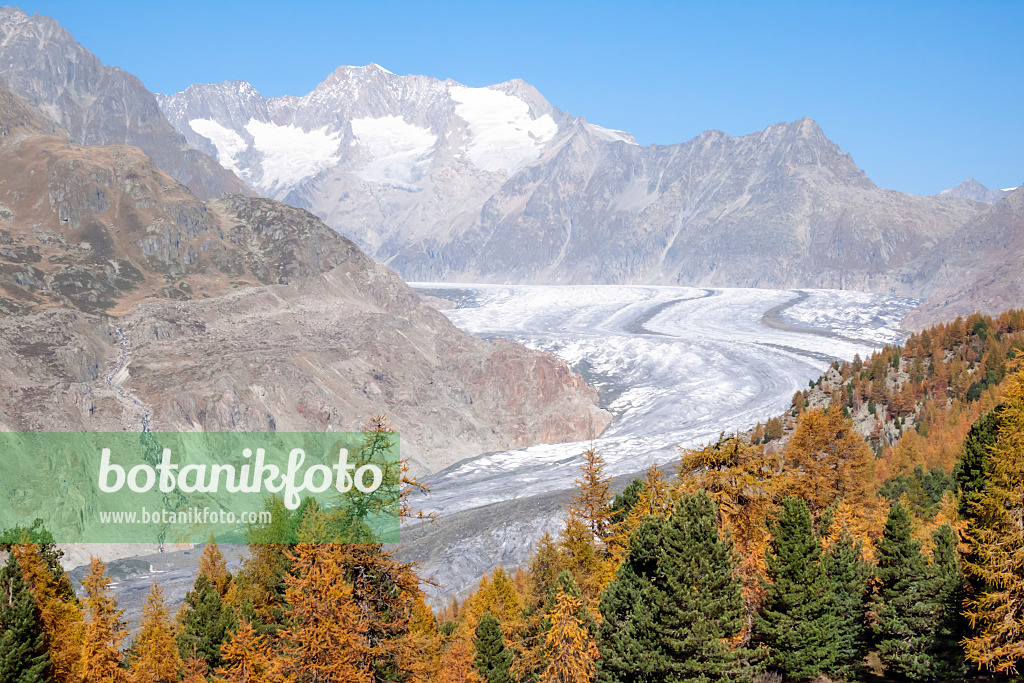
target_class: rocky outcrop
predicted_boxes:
[0,6,252,200]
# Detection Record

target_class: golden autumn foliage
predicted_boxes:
[963,363,1024,673]
[128,583,181,683]
[181,655,210,683]
[568,445,613,541]
[78,558,129,683]
[436,639,482,683]
[12,542,83,682]
[783,406,876,520]
[675,435,789,602]
[540,588,599,683]
[197,539,230,595]
[217,618,275,683]
[606,463,670,567]
[275,542,372,683]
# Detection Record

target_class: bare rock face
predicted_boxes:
[0,6,252,200]
[904,185,1024,330]
[0,79,609,475]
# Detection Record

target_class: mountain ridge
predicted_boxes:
[0,5,252,200]
[157,69,986,298]
[0,75,610,475]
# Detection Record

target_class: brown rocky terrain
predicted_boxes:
[0,78,610,475]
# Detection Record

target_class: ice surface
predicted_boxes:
[350,115,437,187]
[188,118,247,175]
[408,284,920,518]
[449,86,558,174]
[245,119,341,192]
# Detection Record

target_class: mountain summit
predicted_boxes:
[0,6,251,199]
[936,178,1016,204]
[159,72,981,293]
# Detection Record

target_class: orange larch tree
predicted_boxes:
[128,582,181,683]
[540,588,599,683]
[78,557,129,683]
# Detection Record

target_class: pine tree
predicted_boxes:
[754,497,839,680]
[541,588,599,683]
[128,582,181,683]
[963,365,1024,673]
[598,492,754,683]
[929,525,966,681]
[0,552,52,683]
[872,502,942,682]
[569,445,613,540]
[275,542,371,683]
[176,574,235,670]
[953,405,1003,520]
[472,612,513,683]
[822,528,872,678]
[607,478,642,527]
[78,557,128,683]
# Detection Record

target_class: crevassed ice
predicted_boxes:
[245,119,341,192]
[449,85,558,175]
[188,118,247,175]
[350,115,437,187]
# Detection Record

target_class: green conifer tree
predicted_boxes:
[0,552,52,683]
[597,491,754,683]
[754,497,839,680]
[929,524,966,681]
[472,612,513,683]
[873,502,942,682]
[177,573,236,670]
[596,533,660,683]
[953,405,1003,520]
[823,529,872,677]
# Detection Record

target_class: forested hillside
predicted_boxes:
[2,312,1023,682]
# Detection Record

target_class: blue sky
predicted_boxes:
[17,0,1024,196]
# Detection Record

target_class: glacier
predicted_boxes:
[408,284,918,518]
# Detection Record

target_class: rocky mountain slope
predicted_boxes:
[905,185,1024,329]
[937,178,1016,204]
[158,68,983,293]
[0,78,609,475]
[0,6,251,200]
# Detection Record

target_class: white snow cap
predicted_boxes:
[449,85,558,174]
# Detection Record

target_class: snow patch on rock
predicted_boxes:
[586,122,637,144]
[188,118,247,175]
[449,85,558,174]
[245,119,341,191]
[350,115,437,188]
